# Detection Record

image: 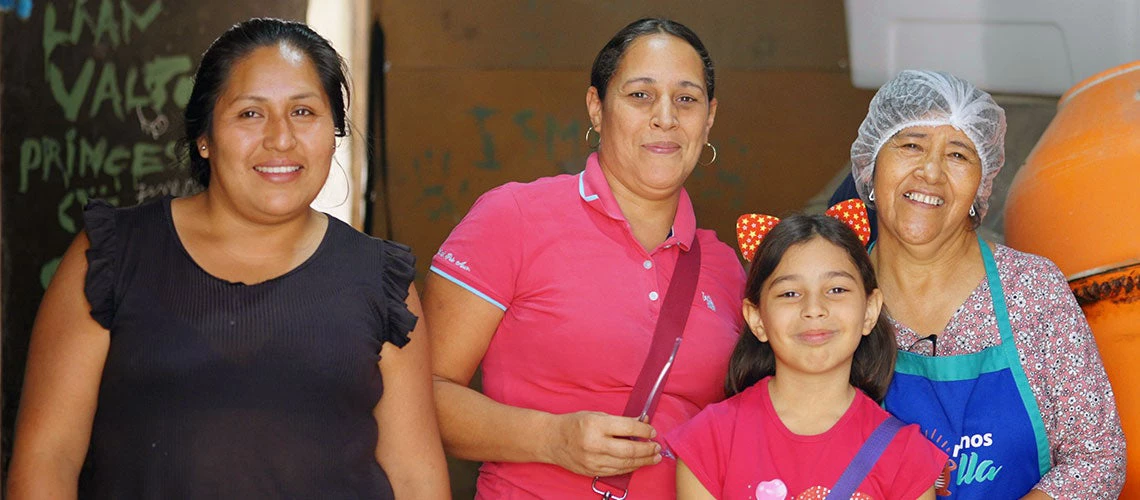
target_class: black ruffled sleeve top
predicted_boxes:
[79,197,416,499]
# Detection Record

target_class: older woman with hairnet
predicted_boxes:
[850,70,1126,499]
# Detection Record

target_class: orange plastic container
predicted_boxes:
[1005,60,1140,497]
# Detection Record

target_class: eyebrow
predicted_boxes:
[232,92,322,103]
[894,132,978,154]
[823,270,858,281]
[948,140,978,154]
[622,77,706,93]
[767,270,858,288]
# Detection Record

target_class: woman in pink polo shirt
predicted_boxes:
[424,18,746,499]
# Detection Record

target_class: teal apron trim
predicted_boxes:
[978,236,1052,477]
[894,346,1007,380]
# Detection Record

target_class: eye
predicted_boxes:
[630,91,650,99]
[828,286,850,294]
[677,95,698,103]
[292,107,315,117]
[777,290,800,298]
[239,110,260,118]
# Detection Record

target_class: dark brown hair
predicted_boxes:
[725,214,896,402]
[590,18,714,101]
[184,18,350,187]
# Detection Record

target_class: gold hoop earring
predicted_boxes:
[698,142,717,166]
[585,126,601,149]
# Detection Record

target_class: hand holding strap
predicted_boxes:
[592,238,703,499]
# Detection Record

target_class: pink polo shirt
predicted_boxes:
[431,153,746,499]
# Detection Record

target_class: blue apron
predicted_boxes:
[883,236,1051,498]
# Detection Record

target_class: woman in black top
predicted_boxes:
[8,18,449,498]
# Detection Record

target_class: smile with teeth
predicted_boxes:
[904,192,944,206]
[254,165,302,174]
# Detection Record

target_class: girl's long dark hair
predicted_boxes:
[724,214,896,402]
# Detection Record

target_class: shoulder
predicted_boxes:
[82,196,171,257]
[671,384,754,439]
[993,243,1066,282]
[695,228,746,280]
[326,216,415,264]
[473,173,577,212]
[84,196,167,229]
[666,386,752,459]
[992,243,1081,310]
[696,229,742,263]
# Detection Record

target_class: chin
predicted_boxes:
[256,196,315,217]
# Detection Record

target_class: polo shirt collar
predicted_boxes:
[577,152,697,251]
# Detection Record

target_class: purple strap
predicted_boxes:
[592,238,702,499]
[825,416,906,500]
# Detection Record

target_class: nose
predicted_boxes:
[264,113,297,151]
[651,98,678,130]
[916,152,945,183]
[801,292,828,319]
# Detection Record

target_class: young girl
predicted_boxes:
[668,212,946,500]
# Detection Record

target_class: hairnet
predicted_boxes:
[850,70,1007,221]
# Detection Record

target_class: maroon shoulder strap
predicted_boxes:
[592,237,702,499]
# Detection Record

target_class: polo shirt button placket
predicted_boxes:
[643,260,653,270]
[649,291,659,301]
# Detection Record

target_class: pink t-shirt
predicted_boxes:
[431,153,746,499]
[667,377,947,500]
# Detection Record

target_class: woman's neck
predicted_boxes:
[198,189,321,244]
[173,191,327,284]
[767,372,856,436]
[601,172,680,252]
[871,229,986,335]
[872,229,980,294]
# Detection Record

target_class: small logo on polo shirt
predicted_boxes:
[701,291,715,311]
[436,249,472,271]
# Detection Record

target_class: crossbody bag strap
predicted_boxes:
[592,237,703,500]
[825,415,906,500]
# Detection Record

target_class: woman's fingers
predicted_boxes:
[551,411,665,477]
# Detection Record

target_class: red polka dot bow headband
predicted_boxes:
[735,199,871,262]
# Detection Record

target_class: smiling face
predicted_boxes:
[872,124,982,247]
[586,33,716,202]
[743,237,882,379]
[197,43,336,222]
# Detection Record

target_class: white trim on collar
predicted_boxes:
[578,172,599,202]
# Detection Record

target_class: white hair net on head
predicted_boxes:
[850,70,1007,221]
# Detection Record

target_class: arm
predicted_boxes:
[7,233,110,498]
[1028,262,1126,498]
[1020,489,1052,500]
[374,283,450,499]
[423,274,661,477]
[676,459,716,500]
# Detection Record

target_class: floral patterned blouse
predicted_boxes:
[892,243,1126,500]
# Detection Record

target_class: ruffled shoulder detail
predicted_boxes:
[380,239,418,348]
[83,199,119,329]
